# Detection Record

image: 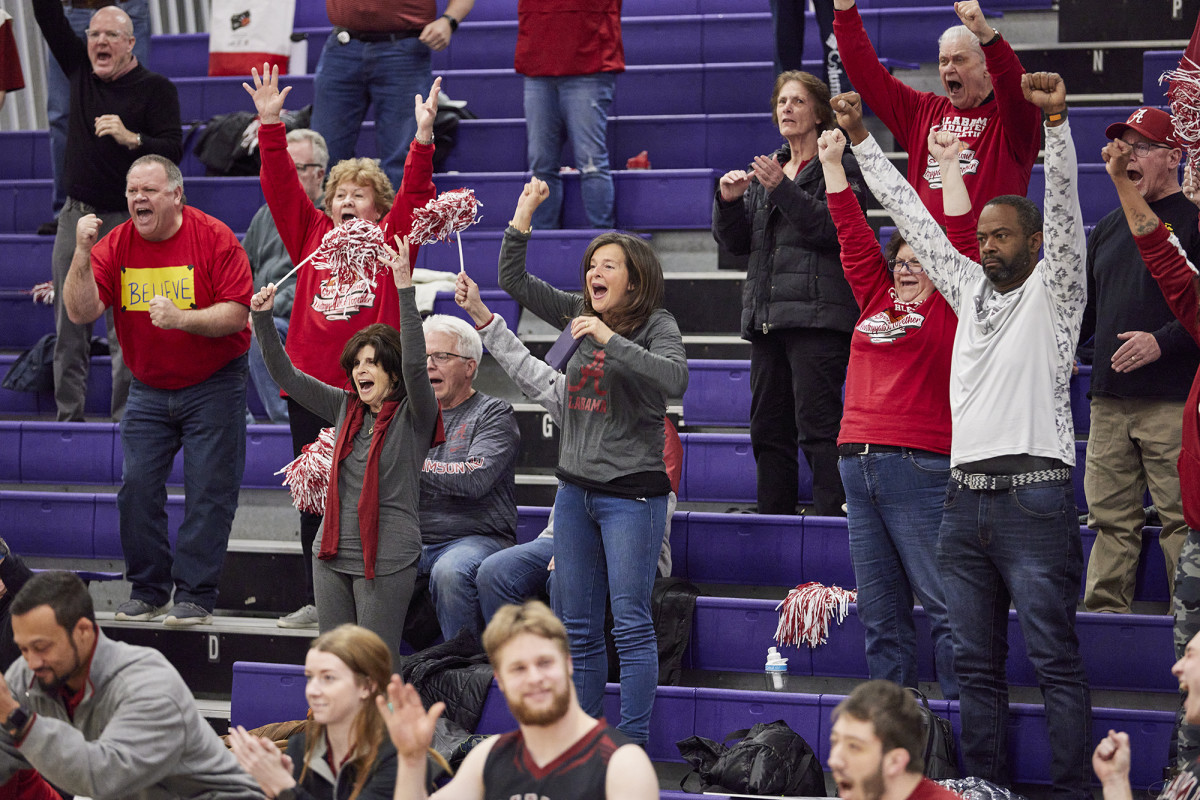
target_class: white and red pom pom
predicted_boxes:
[28,281,54,305]
[276,426,335,515]
[1163,58,1200,156]
[409,188,481,246]
[774,581,857,649]
[311,218,387,288]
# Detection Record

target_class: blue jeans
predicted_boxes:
[553,481,665,744]
[310,34,430,191]
[248,316,289,423]
[47,0,151,215]
[937,477,1092,799]
[118,356,248,611]
[839,450,957,699]
[476,536,559,623]
[524,74,616,230]
[419,535,512,640]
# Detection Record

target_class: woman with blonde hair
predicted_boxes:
[230,624,396,799]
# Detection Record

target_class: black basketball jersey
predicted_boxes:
[481,720,631,800]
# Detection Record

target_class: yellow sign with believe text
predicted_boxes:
[121,265,196,311]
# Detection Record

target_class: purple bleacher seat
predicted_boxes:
[184,177,265,233]
[440,118,526,173]
[293,0,329,29]
[624,16,705,66]
[438,21,517,71]
[617,65,707,116]
[1026,163,1115,228]
[1070,365,1091,435]
[692,688,822,762]
[242,425,297,489]
[870,8,969,64]
[1133,526,1171,602]
[808,603,870,681]
[84,356,114,417]
[682,360,751,427]
[679,433,754,502]
[683,511,803,585]
[0,133,40,181]
[703,63,778,116]
[1008,610,1174,692]
[0,491,95,558]
[20,422,117,485]
[1143,51,1180,110]
[0,179,53,234]
[414,229,600,291]
[147,32,208,79]
[93,493,184,559]
[705,114,790,171]
[0,423,18,481]
[608,115,705,172]
[230,661,307,730]
[800,516,855,588]
[515,505,551,545]
[0,235,55,286]
[1069,107,1150,163]
[1093,707,1175,789]
[0,294,54,347]
[431,289,520,332]
[1072,439,1087,511]
[0,365,41,415]
[687,596,813,676]
[611,169,717,229]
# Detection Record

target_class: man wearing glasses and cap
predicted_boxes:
[1079,107,1200,616]
[416,315,519,643]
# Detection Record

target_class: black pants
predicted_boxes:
[749,327,850,516]
[768,0,851,95]
[287,396,329,607]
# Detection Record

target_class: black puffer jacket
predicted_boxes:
[713,144,868,339]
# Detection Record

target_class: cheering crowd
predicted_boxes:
[8,0,1200,797]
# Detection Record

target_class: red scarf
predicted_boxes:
[318,396,445,578]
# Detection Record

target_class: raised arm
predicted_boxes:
[820,128,890,305]
[498,181,584,330]
[456,272,567,422]
[245,64,330,265]
[381,77,440,266]
[380,676,487,800]
[250,287,345,424]
[64,215,108,326]
[834,92,975,310]
[390,238,438,434]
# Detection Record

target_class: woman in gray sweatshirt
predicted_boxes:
[485,179,688,744]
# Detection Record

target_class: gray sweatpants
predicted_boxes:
[313,557,416,663]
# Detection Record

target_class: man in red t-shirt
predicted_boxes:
[62,154,253,628]
[829,681,961,800]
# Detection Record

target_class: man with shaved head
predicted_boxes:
[33,0,180,424]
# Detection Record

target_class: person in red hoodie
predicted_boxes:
[1102,137,1200,772]
[245,64,437,629]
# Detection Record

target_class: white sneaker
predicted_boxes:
[277,604,318,629]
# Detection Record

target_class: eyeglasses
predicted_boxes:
[294,163,323,172]
[1125,141,1172,157]
[886,259,925,274]
[426,352,471,365]
[85,29,128,42]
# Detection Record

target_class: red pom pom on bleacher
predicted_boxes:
[408,188,482,246]
[276,426,335,515]
[773,581,857,649]
[28,281,54,305]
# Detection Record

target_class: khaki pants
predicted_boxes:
[1083,396,1187,612]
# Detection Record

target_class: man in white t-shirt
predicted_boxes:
[833,72,1092,799]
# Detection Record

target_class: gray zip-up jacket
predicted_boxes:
[0,630,263,799]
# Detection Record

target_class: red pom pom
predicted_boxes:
[311,218,388,290]
[409,188,482,245]
[28,281,54,305]
[773,581,857,649]
[276,427,335,514]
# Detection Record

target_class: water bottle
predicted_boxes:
[764,646,789,691]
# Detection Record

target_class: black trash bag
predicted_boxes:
[193,105,314,177]
[677,719,827,796]
[606,576,702,686]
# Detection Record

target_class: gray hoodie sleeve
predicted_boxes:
[497,227,584,330]
[252,308,345,424]
[477,313,568,425]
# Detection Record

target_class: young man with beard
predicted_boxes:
[829,681,961,800]
[835,71,1092,799]
[380,600,658,800]
[0,572,261,799]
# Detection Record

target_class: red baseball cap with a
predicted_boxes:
[1105,107,1179,147]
